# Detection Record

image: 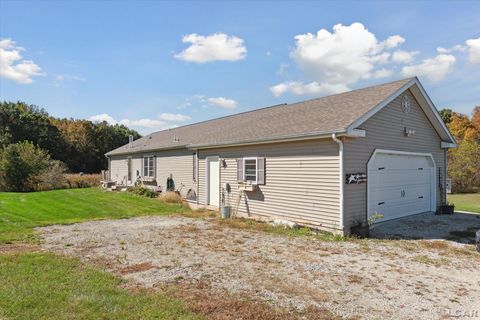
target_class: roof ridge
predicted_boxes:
[146,77,415,137]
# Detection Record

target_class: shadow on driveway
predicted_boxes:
[370,212,480,244]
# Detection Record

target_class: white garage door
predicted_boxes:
[368,151,435,222]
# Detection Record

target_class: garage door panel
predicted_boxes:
[368,152,433,222]
[373,201,429,220]
[371,184,429,204]
[370,172,428,188]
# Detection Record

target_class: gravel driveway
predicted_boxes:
[38,216,480,320]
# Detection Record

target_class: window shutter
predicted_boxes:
[257,157,265,185]
[154,155,157,179]
[143,157,147,177]
[237,158,244,182]
[193,153,197,182]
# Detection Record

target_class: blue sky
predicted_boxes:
[1,0,479,134]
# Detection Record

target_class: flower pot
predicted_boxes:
[351,224,369,238]
[220,206,231,219]
[436,205,455,215]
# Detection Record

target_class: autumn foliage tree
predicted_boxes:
[441,106,480,193]
[0,101,141,173]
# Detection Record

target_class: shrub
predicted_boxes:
[64,173,101,189]
[36,161,67,191]
[158,191,182,204]
[127,186,157,198]
[0,141,65,192]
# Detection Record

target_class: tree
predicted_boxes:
[439,108,453,125]
[0,101,141,173]
[0,141,65,192]
[0,102,66,159]
[448,140,480,193]
[448,112,478,142]
[471,106,480,133]
[445,107,480,193]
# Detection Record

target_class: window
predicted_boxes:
[244,158,257,182]
[237,157,265,185]
[193,152,197,182]
[143,156,155,178]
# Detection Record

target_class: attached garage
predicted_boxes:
[367,150,436,222]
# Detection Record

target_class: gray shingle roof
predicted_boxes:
[106,78,413,156]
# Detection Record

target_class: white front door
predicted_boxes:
[207,157,220,206]
[368,151,435,222]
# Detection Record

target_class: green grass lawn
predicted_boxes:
[0,188,200,319]
[447,193,480,213]
[0,188,185,243]
[0,252,199,320]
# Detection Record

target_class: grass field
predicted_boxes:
[447,193,480,213]
[0,188,185,243]
[0,188,199,320]
[0,252,199,320]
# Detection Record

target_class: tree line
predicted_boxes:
[439,106,480,193]
[0,101,141,173]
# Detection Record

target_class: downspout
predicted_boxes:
[332,134,344,233]
[196,150,200,206]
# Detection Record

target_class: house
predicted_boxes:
[106,77,456,235]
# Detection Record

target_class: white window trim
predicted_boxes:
[143,155,155,178]
[243,157,258,185]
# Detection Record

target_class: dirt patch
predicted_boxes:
[0,243,42,254]
[171,282,339,320]
[118,262,156,275]
[37,216,480,320]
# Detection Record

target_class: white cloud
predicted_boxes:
[158,113,191,121]
[391,50,418,64]
[272,23,408,96]
[270,81,349,97]
[381,35,405,49]
[436,45,466,53]
[290,23,405,85]
[277,63,289,77]
[119,118,167,129]
[174,33,246,63]
[373,68,394,79]
[53,74,86,86]
[401,54,456,82]
[466,37,480,64]
[207,97,238,109]
[89,112,190,134]
[0,38,44,84]
[89,113,117,124]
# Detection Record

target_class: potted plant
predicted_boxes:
[436,202,455,215]
[350,212,384,238]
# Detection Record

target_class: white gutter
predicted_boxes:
[331,133,344,233]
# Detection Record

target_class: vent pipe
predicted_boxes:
[128,135,133,148]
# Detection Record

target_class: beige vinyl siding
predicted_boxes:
[108,151,196,196]
[155,149,196,197]
[109,155,128,185]
[343,89,445,228]
[198,139,341,232]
